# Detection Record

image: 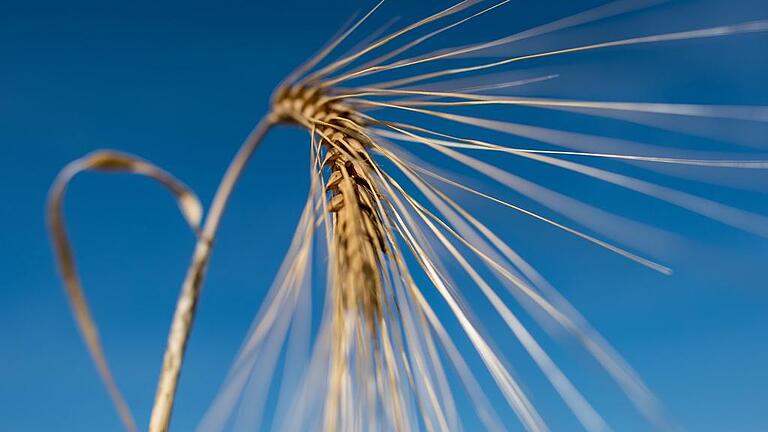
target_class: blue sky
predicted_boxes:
[2,0,768,430]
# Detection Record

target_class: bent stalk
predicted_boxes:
[148,115,276,432]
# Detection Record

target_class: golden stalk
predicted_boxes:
[148,116,275,432]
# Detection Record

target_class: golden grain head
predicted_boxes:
[48,1,768,431]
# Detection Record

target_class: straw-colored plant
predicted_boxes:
[49,1,768,431]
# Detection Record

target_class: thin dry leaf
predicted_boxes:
[47,150,202,432]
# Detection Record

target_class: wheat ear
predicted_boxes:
[48,1,768,431]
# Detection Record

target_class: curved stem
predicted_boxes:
[149,115,276,432]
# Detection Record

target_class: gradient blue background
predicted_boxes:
[2,0,768,430]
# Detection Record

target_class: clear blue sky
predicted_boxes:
[2,0,767,430]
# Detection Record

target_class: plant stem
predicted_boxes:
[148,115,276,432]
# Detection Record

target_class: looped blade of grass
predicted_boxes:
[47,150,202,432]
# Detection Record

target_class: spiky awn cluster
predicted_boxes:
[49,1,768,431]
